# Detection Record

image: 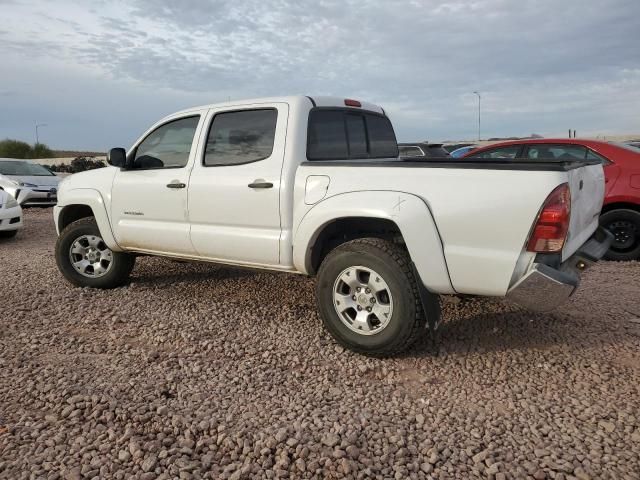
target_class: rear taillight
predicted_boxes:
[526,183,571,253]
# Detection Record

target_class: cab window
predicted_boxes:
[133,116,200,169]
[204,109,278,166]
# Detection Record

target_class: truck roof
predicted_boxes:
[174,95,385,116]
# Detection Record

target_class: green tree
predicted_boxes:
[0,139,32,159]
[0,139,56,159]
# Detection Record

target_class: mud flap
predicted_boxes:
[411,262,441,356]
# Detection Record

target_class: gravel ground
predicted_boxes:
[1,208,639,480]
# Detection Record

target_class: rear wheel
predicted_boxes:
[600,209,640,261]
[55,217,135,288]
[316,238,439,356]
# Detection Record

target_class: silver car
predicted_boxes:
[0,158,61,206]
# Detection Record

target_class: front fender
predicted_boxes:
[55,188,122,252]
[293,191,455,294]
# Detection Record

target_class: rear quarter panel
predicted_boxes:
[294,164,570,296]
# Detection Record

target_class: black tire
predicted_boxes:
[0,229,18,239]
[600,209,640,261]
[316,238,439,356]
[55,217,135,288]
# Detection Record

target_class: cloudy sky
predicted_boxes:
[1,0,639,150]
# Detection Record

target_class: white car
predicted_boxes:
[0,190,23,238]
[53,96,612,355]
[0,158,60,206]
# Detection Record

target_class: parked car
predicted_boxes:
[463,139,640,260]
[53,96,610,355]
[443,143,475,153]
[450,145,477,158]
[0,190,23,238]
[0,158,61,206]
[398,142,451,159]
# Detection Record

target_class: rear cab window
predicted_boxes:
[307,108,399,160]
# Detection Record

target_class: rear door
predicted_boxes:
[187,103,288,266]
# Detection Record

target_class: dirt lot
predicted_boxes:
[1,209,639,480]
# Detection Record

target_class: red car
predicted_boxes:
[463,139,640,260]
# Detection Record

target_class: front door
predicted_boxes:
[111,113,204,255]
[188,103,288,266]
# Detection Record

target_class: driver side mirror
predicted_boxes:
[107,148,127,168]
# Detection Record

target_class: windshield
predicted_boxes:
[0,160,55,176]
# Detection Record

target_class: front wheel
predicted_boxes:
[600,209,640,261]
[316,238,439,356]
[55,217,135,288]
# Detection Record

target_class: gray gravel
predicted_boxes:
[1,208,639,480]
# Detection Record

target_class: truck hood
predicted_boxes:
[57,167,117,205]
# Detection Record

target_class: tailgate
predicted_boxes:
[563,163,605,261]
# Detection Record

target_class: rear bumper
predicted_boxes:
[506,227,613,312]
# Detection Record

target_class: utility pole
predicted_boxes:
[35,123,47,144]
[473,91,481,141]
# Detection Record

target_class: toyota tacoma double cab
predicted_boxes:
[53,96,612,356]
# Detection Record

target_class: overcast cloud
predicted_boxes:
[1,0,639,149]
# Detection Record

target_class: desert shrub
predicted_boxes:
[49,157,106,173]
[31,143,55,158]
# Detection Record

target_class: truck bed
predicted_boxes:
[294,158,604,296]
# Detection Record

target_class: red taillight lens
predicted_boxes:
[344,99,361,107]
[526,183,571,253]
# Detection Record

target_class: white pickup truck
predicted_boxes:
[53,96,612,355]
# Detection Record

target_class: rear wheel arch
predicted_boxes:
[294,191,455,294]
[308,217,404,275]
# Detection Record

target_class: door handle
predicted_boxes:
[166,182,186,189]
[248,180,273,189]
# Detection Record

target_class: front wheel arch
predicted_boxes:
[58,204,95,232]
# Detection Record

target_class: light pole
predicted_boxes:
[472,91,481,141]
[35,123,47,144]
